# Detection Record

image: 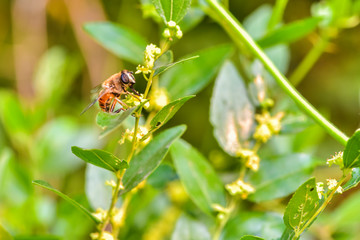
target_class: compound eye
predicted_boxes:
[121,73,129,83]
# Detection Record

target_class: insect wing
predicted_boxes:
[80,89,107,115]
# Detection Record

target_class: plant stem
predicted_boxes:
[289,35,330,86]
[212,198,236,240]
[204,0,349,146]
[294,176,347,238]
[268,0,289,31]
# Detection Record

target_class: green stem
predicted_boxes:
[294,176,347,238]
[289,36,330,86]
[204,0,349,146]
[268,0,289,31]
[212,198,236,240]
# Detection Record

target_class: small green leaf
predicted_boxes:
[32,180,100,224]
[154,50,174,70]
[171,139,226,215]
[0,224,13,240]
[171,215,211,240]
[283,178,320,235]
[240,236,265,240]
[121,125,186,194]
[154,55,199,76]
[152,0,191,23]
[221,212,284,240]
[280,113,314,134]
[210,61,255,156]
[243,4,273,39]
[343,168,360,191]
[343,129,360,168]
[150,95,195,129]
[248,154,317,202]
[257,17,322,48]
[84,22,147,64]
[160,44,233,100]
[71,146,129,172]
[96,103,146,138]
[179,7,205,32]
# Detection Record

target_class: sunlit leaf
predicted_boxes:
[71,146,129,172]
[160,44,233,100]
[148,95,194,131]
[152,0,191,23]
[154,55,199,76]
[257,17,321,48]
[84,22,147,64]
[171,215,211,240]
[32,180,100,224]
[240,236,265,240]
[248,154,317,202]
[343,129,360,168]
[210,61,255,156]
[171,139,226,215]
[154,50,174,70]
[221,212,284,240]
[343,167,360,191]
[121,125,186,194]
[283,178,320,235]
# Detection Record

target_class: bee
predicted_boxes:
[81,70,140,114]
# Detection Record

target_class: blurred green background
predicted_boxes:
[0,0,360,239]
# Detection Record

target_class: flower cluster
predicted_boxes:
[236,149,260,171]
[326,151,343,168]
[162,21,183,40]
[124,93,150,109]
[149,88,169,111]
[212,203,230,221]
[225,179,255,199]
[90,231,114,240]
[136,44,162,74]
[120,126,151,145]
[316,178,344,199]
[253,111,284,143]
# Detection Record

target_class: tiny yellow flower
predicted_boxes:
[112,208,125,227]
[236,149,260,171]
[225,179,255,199]
[326,151,343,167]
[326,178,343,194]
[163,28,171,38]
[167,20,177,27]
[253,123,272,143]
[149,88,169,111]
[105,180,117,188]
[90,231,114,240]
[316,182,324,199]
[167,181,188,205]
[136,43,161,74]
[92,208,107,222]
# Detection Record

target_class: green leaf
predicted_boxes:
[248,154,317,202]
[179,7,205,33]
[32,180,100,224]
[280,113,314,134]
[121,125,186,194]
[280,227,296,240]
[240,236,264,240]
[221,212,284,240]
[257,17,321,48]
[283,178,320,235]
[84,22,147,64]
[210,61,255,156]
[154,55,199,76]
[343,129,360,168]
[171,215,211,240]
[152,0,191,23]
[171,139,226,215]
[96,104,145,138]
[0,224,13,240]
[243,4,273,40]
[160,44,233,100]
[343,167,360,191]
[149,95,195,129]
[154,50,174,70]
[71,146,129,172]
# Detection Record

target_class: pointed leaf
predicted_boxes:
[210,61,255,156]
[149,95,195,129]
[160,44,233,100]
[32,180,100,224]
[154,50,174,70]
[152,0,191,23]
[71,146,129,172]
[248,154,317,202]
[171,139,226,215]
[121,125,186,194]
[171,215,211,240]
[283,178,320,235]
[343,167,360,191]
[257,17,321,48]
[154,55,199,76]
[84,22,147,64]
[343,129,360,168]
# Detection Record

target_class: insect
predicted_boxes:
[81,70,140,114]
